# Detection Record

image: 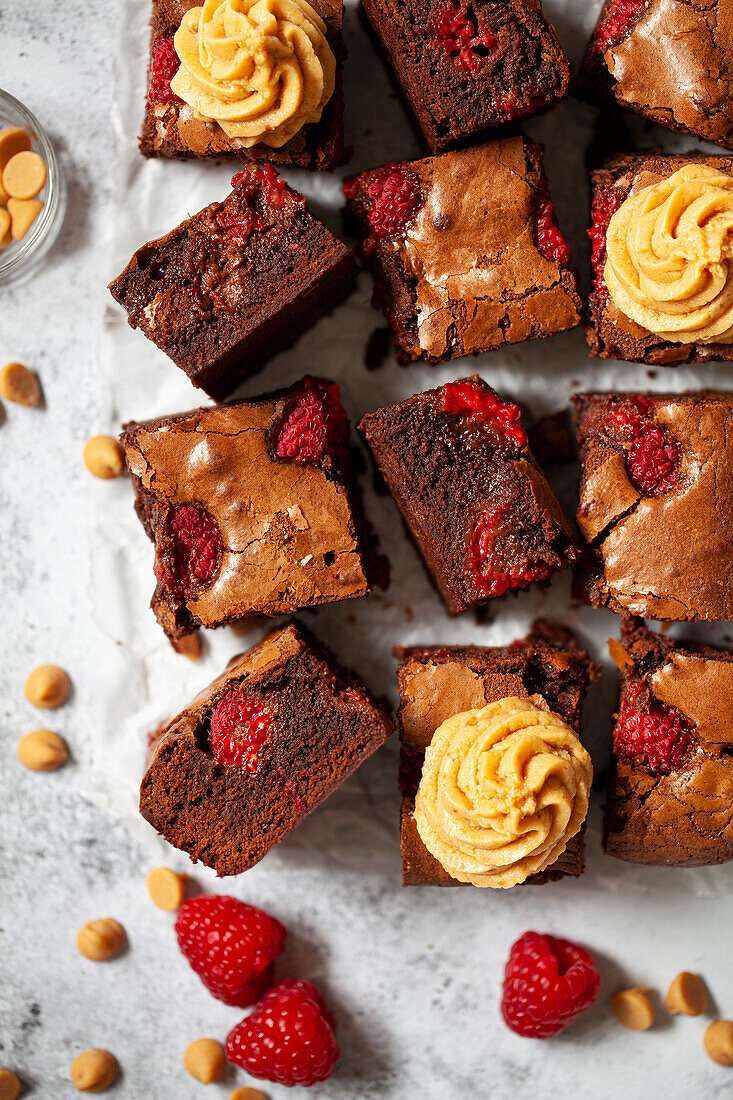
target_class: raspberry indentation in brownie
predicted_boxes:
[442,380,527,449]
[604,398,681,496]
[588,187,621,298]
[275,377,349,466]
[148,37,183,105]
[614,679,693,774]
[534,178,570,266]
[433,5,498,73]
[209,689,273,772]
[217,166,302,245]
[155,504,222,599]
[471,504,551,597]
[592,0,649,53]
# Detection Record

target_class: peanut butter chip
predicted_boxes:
[704,1020,733,1066]
[0,209,10,249]
[3,150,47,200]
[611,987,655,1031]
[0,362,40,407]
[147,867,187,911]
[83,436,126,480]
[7,197,43,241]
[183,1039,226,1084]
[70,1049,117,1092]
[17,729,68,771]
[77,918,126,961]
[608,637,632,671]
[0,127,31,169]
[665,971,708,1016]
[230,1089,269,1100]
[0,1068,21,1100]
[24,664,70,709]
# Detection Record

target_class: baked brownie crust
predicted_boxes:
[573,391,733,622]
[141,0,345,168]
[140,622,393,875]
[605,619,733,866]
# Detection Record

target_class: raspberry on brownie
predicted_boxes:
[140,622,393,875]
[360,377,577,615]
[344,137,581,364]
[572,391,733,622]
[605,619,733,866]
[361,0,570,152]
[120,378,371,642]
[108,168,356,399]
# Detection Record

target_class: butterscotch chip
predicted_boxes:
[83,436,126,480]
[665,971,708,1016]
[77,918,126,961]
[70,1049,117,1092]
[147,867,187,911]
[0,1067,21,1100]
[0,209,10,250]
[704,1020,733,1066]
[17,729,68,771]
[183,1039,226,1084]
[230,1089,268,1100]
[3,151,47,200]
[0,362,41,407]
[8,197,43,241]
[610,987,655,1031]
[0,127,31,169]
[24,664,70,708]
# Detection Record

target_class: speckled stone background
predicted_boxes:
[2,0,733,1097]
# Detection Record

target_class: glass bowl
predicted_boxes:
[0,89,66,289]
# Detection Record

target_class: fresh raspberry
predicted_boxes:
[592,0,649,53]
[603,399,681,495]
[501,931,601,1039]
[147,37,182,104]
[433,5,498,72]
[209,690,273,772]
[471,505,551,597]
[155,504,221,599]
[614,683,693,773]
[226,979,339,1087]
[175,895,286,1008]
[275,378,349,466]
[441,380,527,448]
[588,187,621,298]
[364,166,422,240]
[534,179,570,266]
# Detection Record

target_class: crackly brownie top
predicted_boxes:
[574,391,733,621]
[121,379,368,625]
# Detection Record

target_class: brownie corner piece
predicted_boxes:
[140,621,394,875]
[604,619,733,866]
[108,168,356,398]
[344,136,581,365]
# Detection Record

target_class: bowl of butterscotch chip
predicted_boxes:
[0,90,65,288]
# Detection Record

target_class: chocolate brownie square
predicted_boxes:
[140,0,345,169]
[359,376,577,615]
[604,619,733,866]
[121,377,370,642]
[109,167,356,399]
[344,137,581,364]
[578,0,733,152]
[140,621,393,875]
[573,391,733,622]
[395,623,597,886]
[361,0,570,153]
[586,151,733,364]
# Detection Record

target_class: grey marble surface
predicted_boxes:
[2,1,733,1098]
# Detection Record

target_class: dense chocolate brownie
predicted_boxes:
[578,0,733,151]
[361,0,570,153]
[586,151,733,364]
[140,0,345,169]
[121,377,370,641]
[140,622,394,875]
[573,391,733,622]
[605,619,733,866]
[359,376,577,614]
[344,137,581,364]
[395,622,597,886]
[108,167,356,399]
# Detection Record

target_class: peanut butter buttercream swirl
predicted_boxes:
[604,164,733,343]
[414,697,592,889]
[170,0,336,148]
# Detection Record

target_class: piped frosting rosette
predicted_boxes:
[171,0,336,148]
[604,163,733,343]
[414,697,592,889]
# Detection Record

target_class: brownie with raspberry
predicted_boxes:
[605,618,733,866]
[140,621,393,875]
[361,0,570,152]
[343,137,581,364]
[140,0,345,169]
[359,377,577,615]
[395,622,597,886]
[120,377,371,642]
[586,151,733,364]
[573,391,733,622]
[577,0,733,151]
[108,168,356,399]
